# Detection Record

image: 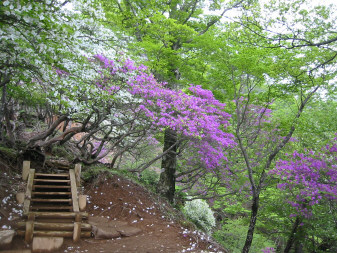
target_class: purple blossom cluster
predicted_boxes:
[269,136,337,217]
[261,247,275,253]
[55,67,69,77]
[92,140,109,163]
[93,54,236,170]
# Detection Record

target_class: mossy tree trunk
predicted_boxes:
[157,128,177,203]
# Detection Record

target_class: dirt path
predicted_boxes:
[59,175,222,252]
[0,170,225,252]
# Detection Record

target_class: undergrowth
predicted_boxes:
[213,218,276,253]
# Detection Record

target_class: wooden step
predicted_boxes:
[31,206,73,211]
[31,198,72,203]
[33,179,70,183]
[32,192,72,196]
[17,230,91,238]
[17,222,91,231]
[31,218,77,223]
[0,250,31,253]
[35,173,69,178]
[23,212,88,219]
[33,185,71,190]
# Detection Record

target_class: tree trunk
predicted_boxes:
[157,128,177,203]
[294,242,303,253]
[284,217,301,253]
[242,195,260,253]
[4,99,15,145]
[0,83,7,142]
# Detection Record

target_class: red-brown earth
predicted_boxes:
[0,166,226,253]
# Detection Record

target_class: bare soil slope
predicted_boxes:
[0,167,225,253]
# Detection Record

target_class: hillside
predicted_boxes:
[0,156,225,253]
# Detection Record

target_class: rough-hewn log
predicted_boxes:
[17,230,91,238]
[45,157,72,170]
[17,222,91,231]
[23,212,88,219]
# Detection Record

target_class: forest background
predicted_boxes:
[1,0,337,252]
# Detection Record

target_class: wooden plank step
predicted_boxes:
[33,185,71,189]
[31,206,72,210]
[17,221,92,231]
[17,230,92,238]
[33,179,70,183]
[31,198,72,203]
[32,192,72,196]
[0,250,31,253]
[24,211,88,219]
[32,218,77,223]
[35,173,69,177]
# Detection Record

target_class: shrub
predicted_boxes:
[82,164,110,182]
[213,218,275,253]
[140,169,159,186]
[183,199,216,234]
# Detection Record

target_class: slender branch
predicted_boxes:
[135,139,181,172]
[28,115,67,146]
[198,0,245,36]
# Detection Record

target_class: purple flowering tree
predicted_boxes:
[224,73,323,253]
[269,136,337,252]
[93,54,235,201]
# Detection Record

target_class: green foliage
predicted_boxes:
[82,164,111,182]
[0,145,17,160]
[303,203,337,252]
[140,169,159,186]
[183,199,216,234]
[8,84,48,107]
[258,187,337,252]
[51,145,74,161]
[100,0,248,87]
[294,99,337,149]
[213,219,276,253]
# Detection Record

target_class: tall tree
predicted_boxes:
[199,3,337,249]
[221,1,337,251]
[100,0,251,202]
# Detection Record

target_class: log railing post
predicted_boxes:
[74,164,81,187]
[22,161,30,181]
[23,169,35,215]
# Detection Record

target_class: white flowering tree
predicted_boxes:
[0,0,121,146]
[0,0,154,167]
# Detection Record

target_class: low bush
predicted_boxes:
[82,164,110,182]
[183,199,216,234]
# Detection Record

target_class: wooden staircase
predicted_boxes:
[31,173,72,211]
[17,162,91,243]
